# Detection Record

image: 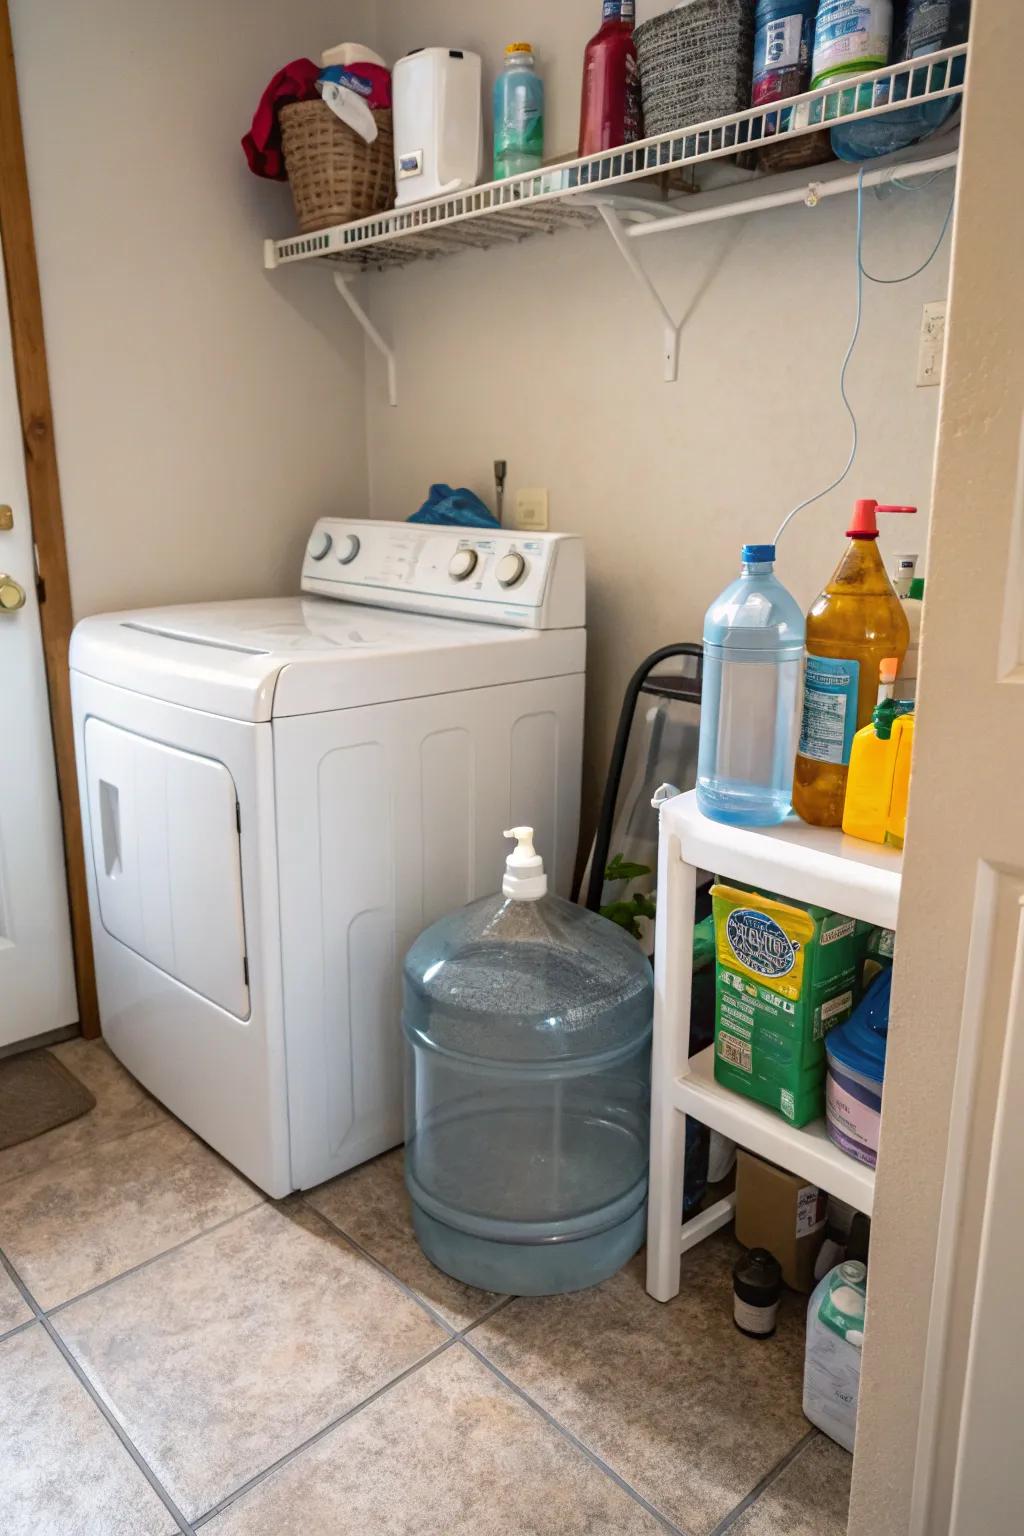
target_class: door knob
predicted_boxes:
[0,574,27,611]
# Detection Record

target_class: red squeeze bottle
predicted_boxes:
[578,0,642,156]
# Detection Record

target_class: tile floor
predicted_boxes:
[0,1040,853,1535]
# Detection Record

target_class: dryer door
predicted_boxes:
[84,718,250,1018]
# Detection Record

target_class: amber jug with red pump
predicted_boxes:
[793,499,915,828]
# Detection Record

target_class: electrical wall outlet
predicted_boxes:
[515,488,549,531]
[917,301,947,388]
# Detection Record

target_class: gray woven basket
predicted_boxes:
[636,1,757,138]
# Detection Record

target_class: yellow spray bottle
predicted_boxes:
[793,499,915,827]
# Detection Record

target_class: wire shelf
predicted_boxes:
[264,45,967,273]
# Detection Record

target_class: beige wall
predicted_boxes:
[11,0,375,619]
[365,0,950,828]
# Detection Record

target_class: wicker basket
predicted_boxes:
[635,2,757,138]
[280,100,395,232]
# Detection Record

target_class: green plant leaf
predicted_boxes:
[605,854,653,882]
[632,893,657,920]
[600,900,644,941]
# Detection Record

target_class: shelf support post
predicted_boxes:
[596,202,682,383]
[333,271,398,408]
[647,829,695,1301]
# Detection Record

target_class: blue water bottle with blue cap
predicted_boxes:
[697,544,805,827]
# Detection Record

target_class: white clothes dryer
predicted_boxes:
[70,519,585,1196]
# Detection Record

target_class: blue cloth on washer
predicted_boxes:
[408,484,499,528]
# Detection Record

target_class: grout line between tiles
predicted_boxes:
[298,1198,518,1342]
[459,1292,515,1335]
[0,1097,173,1194]
[708,1428,821,1536]
[0,1244,196,1536]
[458,1335,691,1536]
[0,1313,36,1345]
[192,1336,458,1528]
[299,1196,465,1337]
[44,1198,266,1317]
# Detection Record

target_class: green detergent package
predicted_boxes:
[861,925,895,990]
[711,884,862,1127]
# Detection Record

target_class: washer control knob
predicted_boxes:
[496,552,527,589]
[448,548,478,582]
[307,530,332,562]
[336,533,361,566]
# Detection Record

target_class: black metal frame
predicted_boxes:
[581,643,703,911]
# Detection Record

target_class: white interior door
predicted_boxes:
[849,10,1024,1534]
[0,226,76,1047]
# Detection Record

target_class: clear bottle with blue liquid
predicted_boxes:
[697,544,805,827]
[493,43,545,179]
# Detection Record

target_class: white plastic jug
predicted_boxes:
[393,48,483,208]
[803,1260,867,1452]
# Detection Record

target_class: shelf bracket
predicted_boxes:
[596,201,683,383]
[332,271,397,407]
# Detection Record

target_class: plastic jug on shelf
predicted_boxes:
[793,499,914,828]
[885,713,915,849]
[841,658,914,844]
[696,544,805,827]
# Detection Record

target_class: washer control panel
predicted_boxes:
[301,520,584,630]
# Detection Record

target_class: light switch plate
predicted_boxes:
[917,301,946,388]
[515,488,549,531]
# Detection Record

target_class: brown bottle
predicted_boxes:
[792,500,915,828]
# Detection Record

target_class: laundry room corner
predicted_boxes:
[2,4,1022,1536]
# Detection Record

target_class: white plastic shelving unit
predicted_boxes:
[263,47,966,399]
[646,790,901,1303]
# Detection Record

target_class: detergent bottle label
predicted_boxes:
[811,1,892,87]
[799,656,860,765]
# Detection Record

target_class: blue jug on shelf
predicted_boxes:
[830,0,970,161]
[696,543,806,827]
[403,826,653,1296]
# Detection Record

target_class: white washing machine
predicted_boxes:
[71,519,585,1197]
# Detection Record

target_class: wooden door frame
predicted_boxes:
[0,0,98,1037]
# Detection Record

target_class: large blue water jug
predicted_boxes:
[697,543,805,827]
[830,0,970,162]
[403,828,653,1295]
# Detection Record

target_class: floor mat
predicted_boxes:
[0,1050,97,1150]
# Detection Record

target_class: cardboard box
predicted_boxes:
[735,1149,827,1293]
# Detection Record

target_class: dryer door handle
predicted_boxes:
[99,780,123,878]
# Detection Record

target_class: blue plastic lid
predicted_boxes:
[742,544,776,564]
[826,969,891,1084]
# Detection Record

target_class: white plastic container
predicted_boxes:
[900,588,923,701]
[803,1260,867,1451]
[392,48,483,207]
[320,42,387,69]
[892,555,922,699]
